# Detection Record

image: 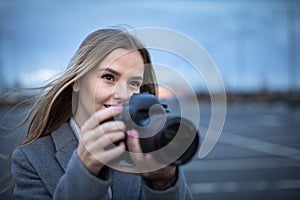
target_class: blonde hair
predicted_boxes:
[21,28,157,146]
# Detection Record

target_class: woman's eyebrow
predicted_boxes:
[99,67,121,76]
[131,76,143,80]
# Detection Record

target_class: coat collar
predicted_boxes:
[51,122,78,171]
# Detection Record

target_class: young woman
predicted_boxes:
[11,28,193,199]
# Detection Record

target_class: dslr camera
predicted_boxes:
[108,93,199,166]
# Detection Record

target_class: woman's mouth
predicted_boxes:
[104,103,123,108]
[103,104,111,108]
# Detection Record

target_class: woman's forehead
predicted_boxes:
[104,48,143,65]
[98,48,144,74]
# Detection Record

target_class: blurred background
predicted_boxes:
[1,0,300,199]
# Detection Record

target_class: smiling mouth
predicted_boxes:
[104,104,121,108]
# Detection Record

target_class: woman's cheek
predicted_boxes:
[94,87,110,108]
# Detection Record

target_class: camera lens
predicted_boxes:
[160,123,179,147]
[154,117,199,165]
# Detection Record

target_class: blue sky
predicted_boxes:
[0,0,299,93]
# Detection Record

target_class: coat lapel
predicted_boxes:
[51,122,78,171]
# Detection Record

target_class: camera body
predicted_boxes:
[109,93,199,166]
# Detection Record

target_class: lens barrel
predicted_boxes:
[139,116,199,165]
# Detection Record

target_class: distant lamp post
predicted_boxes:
[288,6,298,94]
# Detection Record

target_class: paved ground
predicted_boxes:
[183,102,300,200]
[1,102,300,199]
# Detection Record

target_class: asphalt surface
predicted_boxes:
[1,102,300,200]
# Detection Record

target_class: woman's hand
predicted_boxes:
[126,129,177,190]
[77,106,126,176]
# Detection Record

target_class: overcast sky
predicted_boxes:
[0,0,299,93]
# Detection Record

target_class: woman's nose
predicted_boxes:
[112,83,131,103]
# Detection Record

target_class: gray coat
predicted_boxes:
[11,122,193,200]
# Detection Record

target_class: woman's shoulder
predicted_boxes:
[12,122,74,159]
[11,134,57,181]
[12,135,55,162]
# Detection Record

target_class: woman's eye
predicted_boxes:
[101,74,115,81]
[129,80,142,88]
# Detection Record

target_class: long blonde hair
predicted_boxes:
[21,28,157,146]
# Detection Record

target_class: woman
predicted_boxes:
[11,28,193,199]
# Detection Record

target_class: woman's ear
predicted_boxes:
[72,81,80,92]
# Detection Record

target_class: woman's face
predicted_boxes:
[73,48,145,126]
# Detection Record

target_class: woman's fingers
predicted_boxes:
[126,129,163,172]
[80,121,125,147]
[92,131,126,150]
[81,106,123,132]
[108,142,126,159]
[77,130,126,175]
[90,132,126,166]
[95,121,125,135]
[77,106,126,175]
[126,129,144,163]
[94,141,126,164]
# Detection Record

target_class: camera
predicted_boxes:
[107,93,199,166]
